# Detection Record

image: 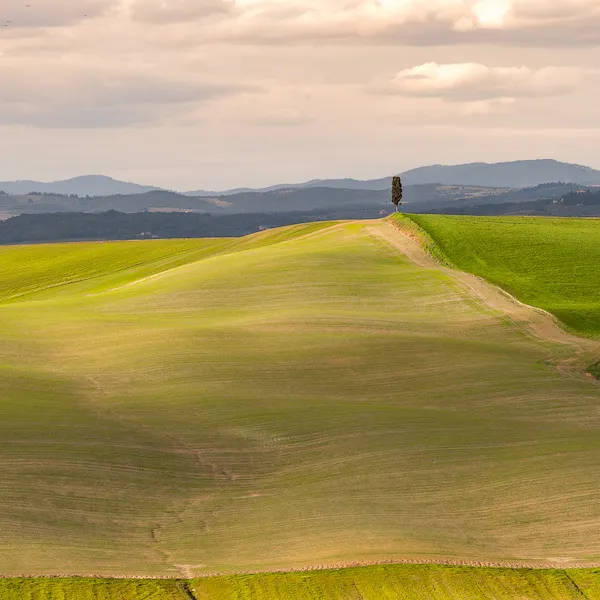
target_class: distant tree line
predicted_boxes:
[431,188,600,217]
[560,189,600,205]
[0,207,395,244]
[7,191,80,199]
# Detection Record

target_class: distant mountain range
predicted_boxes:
[0,175,159,197]
[400,160,600,188]
[2,160,600,198]
[0,182,586,221]
[187,160,600,196]
[185,177,392,196]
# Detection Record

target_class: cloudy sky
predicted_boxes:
[0,0,599,190]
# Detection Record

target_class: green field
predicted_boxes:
[399,214,600,337]
[2,220,600,578]
[5,565,600,599]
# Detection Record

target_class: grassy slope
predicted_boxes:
[401,214,600,337]
[0,578,188,599]
[0,222,333,302]
[193,566,600,599]
[2,221,600,576]
[4,566,600,599]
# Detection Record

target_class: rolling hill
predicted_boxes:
[0,175,160,197]
[186,159,600,194]
[1,219,600,580]
[400,159,600,188]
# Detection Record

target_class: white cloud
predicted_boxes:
[370,63,589,101]
[455,0,513,30]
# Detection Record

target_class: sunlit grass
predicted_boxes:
[402,214,600,336]
[1,220,600,577]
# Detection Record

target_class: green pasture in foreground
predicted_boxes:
[5,565,600,599]
[401,214,600,337]
[2,219,600,576]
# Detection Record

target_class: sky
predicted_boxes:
[0,0,599,191]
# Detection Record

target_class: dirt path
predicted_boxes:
[367,222,600,365]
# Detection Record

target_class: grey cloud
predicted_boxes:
[513,1,600,22]
[0,62,252,128]
[0,0,115,28]
[3,0,600,48]
[251,108,309,126]
[195,0,600,47]
[0,104,161,129]
[213,20,600,48]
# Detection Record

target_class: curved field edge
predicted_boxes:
[589,361,600,379]
[387,213,454,267]
[389,213,600,367]
[5,565,600,599]
[391,213,600,337]
[387,213,567,323]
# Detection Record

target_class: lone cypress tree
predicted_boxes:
[391,176,403,212]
